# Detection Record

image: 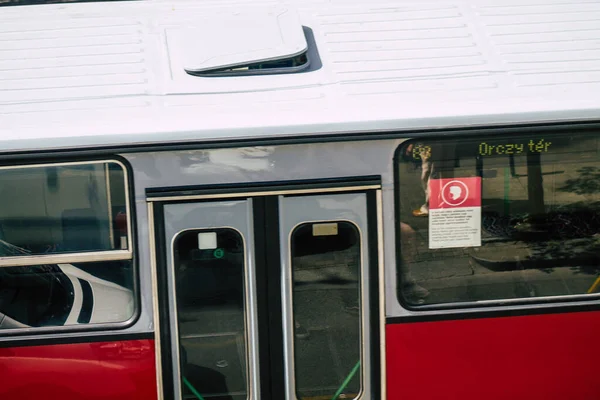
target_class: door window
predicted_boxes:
[173,228,248,400]
[291,221,363,400]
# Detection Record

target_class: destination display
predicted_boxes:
[477,139,552,156]
[411,137,557,161]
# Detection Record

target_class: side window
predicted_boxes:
[0,162,130,255]
[0,161,134,330]
[396,133,600,307]
[291,221,362,400]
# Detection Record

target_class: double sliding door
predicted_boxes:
[150,183,381,400]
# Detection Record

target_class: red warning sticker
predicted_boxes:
[429,177,482,249]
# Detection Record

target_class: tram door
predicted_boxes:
[152,189,380,400]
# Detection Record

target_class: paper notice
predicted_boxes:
[428,177,482,249]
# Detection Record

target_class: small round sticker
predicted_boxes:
[213,248,225,259]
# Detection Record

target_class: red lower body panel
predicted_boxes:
[386,311,600,400]
[0,339,156,400]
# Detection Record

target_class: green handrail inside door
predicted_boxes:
[330,360,361,400]
[183,376,206,400]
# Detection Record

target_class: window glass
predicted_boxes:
[291,221,362,400]
[0,162,129,256]
[173,229,247,400]
[396,132,600,306]
[0,161,134,331]
[0,260,134,329]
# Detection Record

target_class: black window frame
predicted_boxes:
[0,156,140,336]
[393,129,600,312]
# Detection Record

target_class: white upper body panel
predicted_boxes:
[1,0,600,153]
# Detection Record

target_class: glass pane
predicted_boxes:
[173,229,247,400]
[291,222,362,400]
[396,133,600,306]
[0,260,134,329]
[0,162,129,256]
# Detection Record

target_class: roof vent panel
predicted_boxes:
[177,9,308,76]
[162,8,331,94]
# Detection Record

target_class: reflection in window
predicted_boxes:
[291,222,362,400]
[0,162,129,256]
[0,260,134,329]
[173,229,247,400]
[397,133,600,306]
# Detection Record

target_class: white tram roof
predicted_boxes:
[1,0,600,153]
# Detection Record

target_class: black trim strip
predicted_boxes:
[252,197,271,399]
[146,175,382,198]
[77,279,94,324]
[253,197,278,399]
[0,331,154,349]
[386,302,600,325]
[262,196,286,400]
[153,202,175,400]
[366,191,382,399]
[1,121,599,160]
[0,0,135,8]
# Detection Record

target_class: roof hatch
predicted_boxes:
[177,9,310,77]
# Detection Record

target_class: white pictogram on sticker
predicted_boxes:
[441,180,469,206]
